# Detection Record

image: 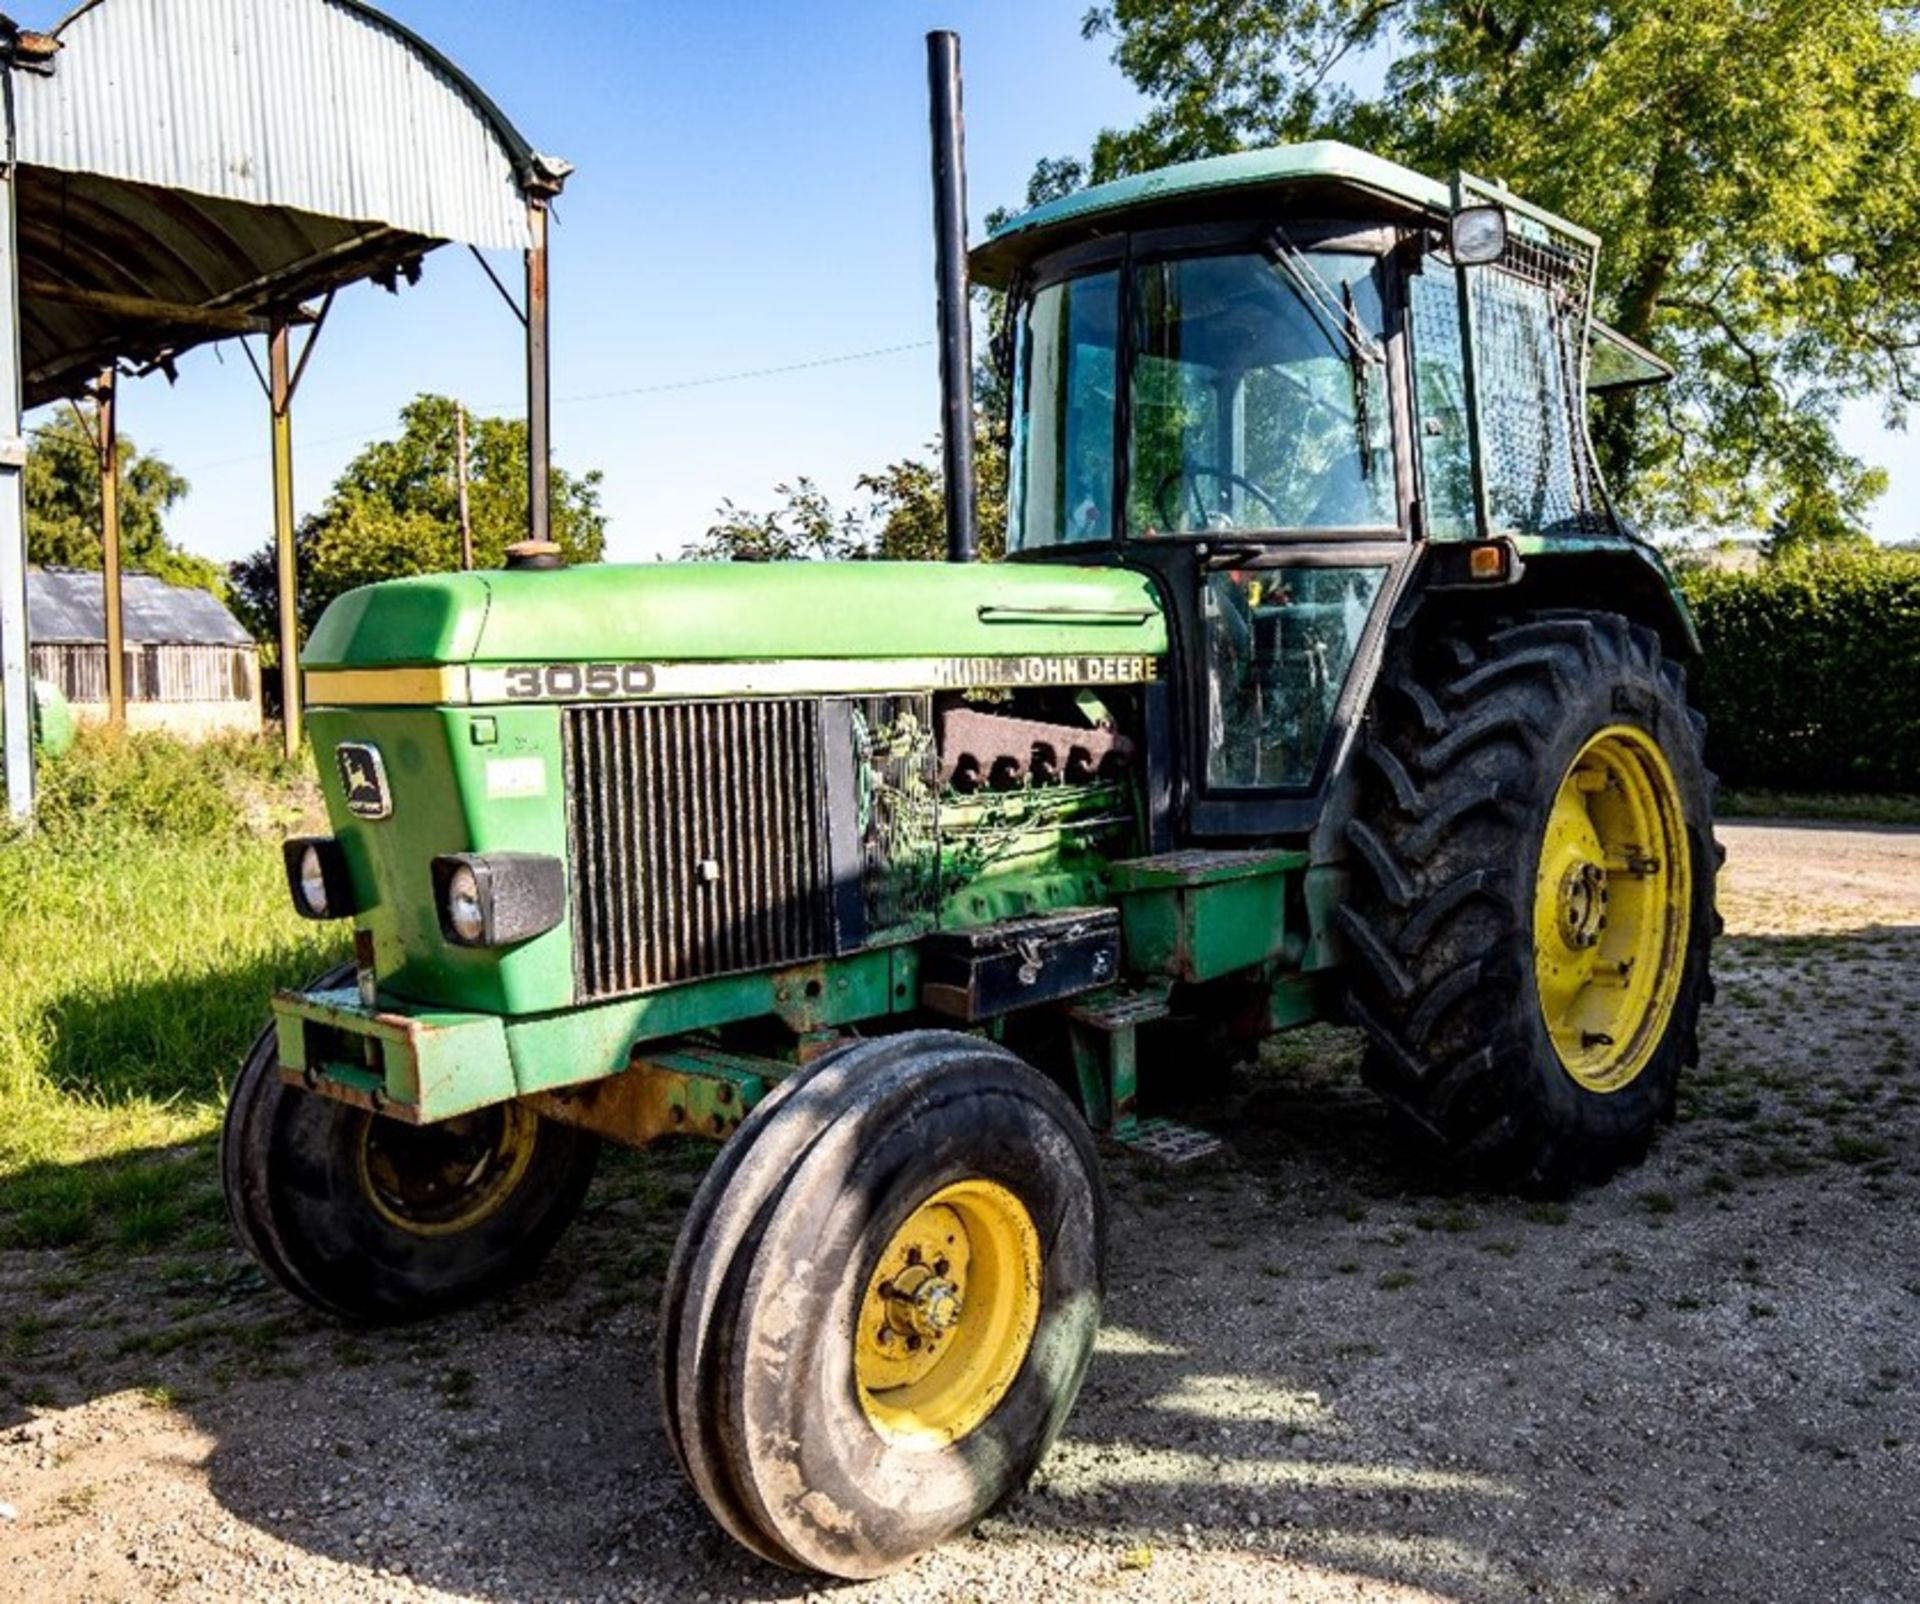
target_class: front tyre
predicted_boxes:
[660,1032,1105,1578]
[222,989,599,1324]
[1341,610,1717,1192]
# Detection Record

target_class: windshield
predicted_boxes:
[1129,250,1394,535]
[1008,247,1396,551]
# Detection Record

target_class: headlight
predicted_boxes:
[297,846,329,917]
[446,864,486,944]
[282,837,354,921]
[431,853,566,949]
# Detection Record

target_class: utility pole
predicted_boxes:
[456,402,474,571]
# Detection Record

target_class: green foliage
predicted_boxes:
[25,410,221,593]
[687,432,1008,563]
[16,727,310,848]
[684,476,869,562]
[1074,1,1920,535]
[229,394,607,645]
[0,733,339,1235]
[1679,547,1920,790]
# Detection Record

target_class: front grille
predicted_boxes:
[564,700,831,1000]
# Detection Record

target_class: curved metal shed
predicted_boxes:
[0,0,567,817]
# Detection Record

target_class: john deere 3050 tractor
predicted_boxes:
[225,34,1716,1579]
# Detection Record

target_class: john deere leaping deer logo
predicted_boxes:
[336,743,391,820]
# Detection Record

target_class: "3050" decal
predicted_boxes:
[499,663,659,700]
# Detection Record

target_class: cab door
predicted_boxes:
[1119,239,1413,834]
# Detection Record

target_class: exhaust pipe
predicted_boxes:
[926,30,977,564]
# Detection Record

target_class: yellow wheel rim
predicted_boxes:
[357,1102,540,1237]
[1532,725,1692,1094]
[855,1179,1042,1447]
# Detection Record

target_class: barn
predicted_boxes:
[27,569,261,740]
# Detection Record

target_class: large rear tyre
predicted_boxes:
[659,1031,1105,1578]
[222,977,600,1324]
[1341,610,1718,1192]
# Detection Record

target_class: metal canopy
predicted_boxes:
[0,0,568,818]
[10,0,566,401]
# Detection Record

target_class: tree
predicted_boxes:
[24,410,221,591]
[683,477,870,562]
[230,394,607,646]
[685,436,1007,564]
[1071,0,1920,537]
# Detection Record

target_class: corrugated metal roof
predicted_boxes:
[28,568,255,646]
[18,0,552,253]
[2,0,567,404]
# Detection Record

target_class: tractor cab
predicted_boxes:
[972,142,1675,832]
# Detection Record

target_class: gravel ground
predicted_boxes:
[3,820,1917,1603]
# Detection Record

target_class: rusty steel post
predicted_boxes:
[97,368,126,730]
[269,318,301,758]
[0,167,33,821]
[455,401,474,570]
[525,200,552,549]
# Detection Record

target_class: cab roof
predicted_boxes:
[971,141,1453,289]
[968,139,1671,394]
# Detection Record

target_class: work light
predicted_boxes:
[282,837,354,921]
[431,853,566,949]
[1449,203,1509,265]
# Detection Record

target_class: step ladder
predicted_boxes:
[1061,988,1226,1167]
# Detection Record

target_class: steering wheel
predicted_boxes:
[1155,465,1283,532]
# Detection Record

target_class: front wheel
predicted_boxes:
[660,1031,1106,1578]
[222,979,600,1323]
[1341,610,1718,1192]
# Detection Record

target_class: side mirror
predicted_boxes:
[1450,204,1509,266]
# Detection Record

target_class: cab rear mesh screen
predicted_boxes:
[1454,177,1614,538]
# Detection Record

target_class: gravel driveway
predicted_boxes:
[3,820,1917,1603]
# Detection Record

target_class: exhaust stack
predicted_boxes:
[926,30,977,564]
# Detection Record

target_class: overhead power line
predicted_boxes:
[152,338,937,476]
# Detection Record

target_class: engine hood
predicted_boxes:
[303,560,1169,670]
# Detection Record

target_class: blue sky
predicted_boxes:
[24,1,1917,562]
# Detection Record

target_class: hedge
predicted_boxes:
[1677,547,1920,793]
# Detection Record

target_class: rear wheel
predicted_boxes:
[1340,609,1718,1191]
[222,983,599,1323]
[660,1031,1105,1578]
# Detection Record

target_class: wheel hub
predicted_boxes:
[1557,860,1608,949]
[884,1263,963,1340]
[357,1103,539,1237]
[855,1179,1041,1446]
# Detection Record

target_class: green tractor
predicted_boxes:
[225,35,1716,1580]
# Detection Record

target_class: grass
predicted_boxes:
[0,731,341,1255]
[1717,788,1920,827]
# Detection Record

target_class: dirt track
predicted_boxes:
[3,820,1918,1603]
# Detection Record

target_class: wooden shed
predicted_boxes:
[27,569,260,739]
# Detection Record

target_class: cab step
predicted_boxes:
[1112,1115,1226,1167]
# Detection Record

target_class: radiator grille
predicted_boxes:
[564,700,831,1000]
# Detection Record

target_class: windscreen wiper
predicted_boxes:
[1267,228,1384,479]
[1267,228,1386,368]
[1342,280,1375,479]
